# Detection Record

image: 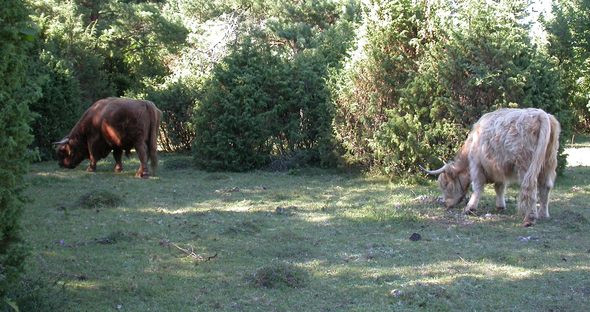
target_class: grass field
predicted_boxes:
[8,150,590,311]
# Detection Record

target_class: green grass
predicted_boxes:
[568,133,590,148]
[9,153,590,311]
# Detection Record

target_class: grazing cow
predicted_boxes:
[420,108,561,226]
[53,98,162,178]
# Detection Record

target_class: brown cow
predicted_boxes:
[421,108,561,226]
[53,98,162,178]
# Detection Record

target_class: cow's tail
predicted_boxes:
[519,111,558,219]
[545,115,561,177]
[146,101,162,175]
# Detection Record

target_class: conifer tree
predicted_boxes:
[545,0,590,130]
[0,0,36,301]
[331,0,568,179]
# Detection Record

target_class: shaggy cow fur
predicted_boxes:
[421,108,561,226]
[54,98,162,178]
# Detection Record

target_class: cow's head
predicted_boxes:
[53,137,85,169]
[420,163,469,208]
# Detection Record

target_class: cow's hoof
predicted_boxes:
[496,206,506,211]
[86,167,95,172]
[136,172,149,179]
[115,167,123,172]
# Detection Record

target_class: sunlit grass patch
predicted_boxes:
[344,204,422,223]
[568,133,590,148]
[15,157,590,311]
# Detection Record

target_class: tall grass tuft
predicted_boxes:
[253,263,309,289]
[76,190,123,209]
[5,277,70,311]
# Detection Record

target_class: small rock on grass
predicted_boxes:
[409,233,421,241]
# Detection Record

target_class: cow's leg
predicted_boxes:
[113,148,124,172]
[464,181,483,214]
[87,154,97,172]
[520,180,539,227]
[494,182,507,210]
[463,165,485,214]
[135,142,149,179]
[538,184,552,219]
[537,170,556,219]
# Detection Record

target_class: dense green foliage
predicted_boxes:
[3,0,590,308]
[5,0,582,172]
[0,0,36,301]
[27,49,82,159]
[331,0,569,179]
[143,78,200,152]
[545,0,590,131]
[192,38,281,171]
[330,0,428,174]
[14,0,583,173]
[26,0,187,158]
[192,0,359,171]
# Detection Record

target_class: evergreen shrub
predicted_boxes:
[0,0,37,301]
[192,37,337,171]
[330,0,570,180]
[145,78,200,152]
[28,51,82,159]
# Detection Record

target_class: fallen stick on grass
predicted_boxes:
[168,242,218,263]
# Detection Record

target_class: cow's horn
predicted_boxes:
[419,165,446,175]
[52,138,70,145]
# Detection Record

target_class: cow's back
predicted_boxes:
[89,98,153,150]
[468,108,558,182]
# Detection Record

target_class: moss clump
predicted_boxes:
[77,190,123,209]
[253,263,309,289]
[103,230,140,243]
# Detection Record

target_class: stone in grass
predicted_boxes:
[253,263,309,289]
[76,189,123,209]
[409,233,422,242]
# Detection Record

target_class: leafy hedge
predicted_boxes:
[330,0,570,180]
[0,0,36,301]
[192,38,283,171]
[28,50,82,159]
[192,0,358,171]
[144,78,201,152]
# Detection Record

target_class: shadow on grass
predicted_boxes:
[17,159,590,311]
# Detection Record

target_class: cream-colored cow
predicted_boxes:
[421,108,561,226]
